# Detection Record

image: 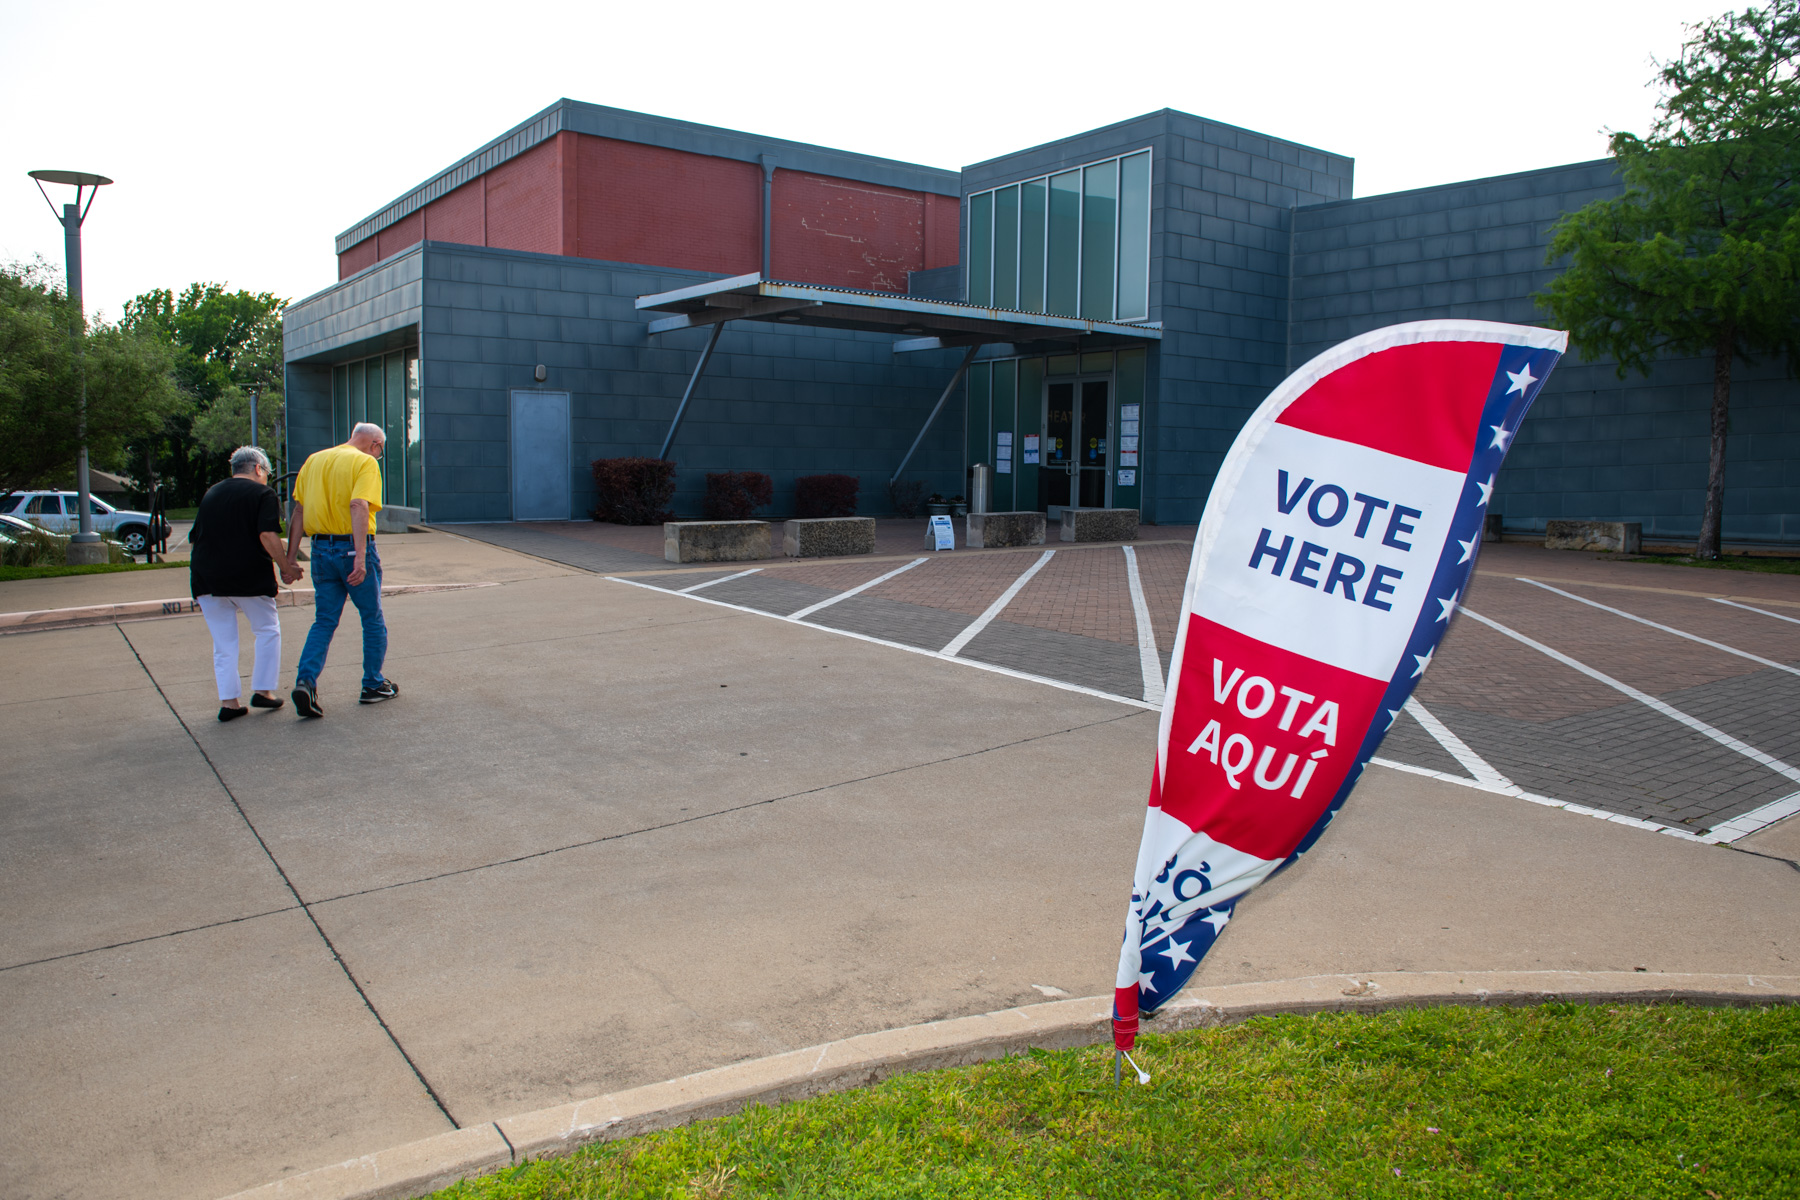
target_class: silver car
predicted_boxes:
[0,491,171,554]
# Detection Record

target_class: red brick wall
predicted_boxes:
[339,236,378,279]
[484,138,562,256]
[925,193,960,270]
[771,170,930,292]
[423,178,485,246]
[376,209,423,259]
[574,134,759,274]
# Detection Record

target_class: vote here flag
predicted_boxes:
[1112,320,1566,1050]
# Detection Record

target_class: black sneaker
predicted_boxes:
[360,679,400,704]
[292,680,323,719]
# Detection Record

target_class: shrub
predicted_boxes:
[702,471,773,520]
[591,457,676,525]
[793,474,859,518]
[886,479,926,518]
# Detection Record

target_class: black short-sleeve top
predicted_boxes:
[189,477,281,598]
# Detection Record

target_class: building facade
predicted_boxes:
[284,101,1799,544]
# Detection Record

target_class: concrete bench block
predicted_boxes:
[665,521,772,563]
[966,511,1046,548]
[1544,519,1641,554]
[1060,508,1139,543]
[783,517,875,557]
[376,505,421,534]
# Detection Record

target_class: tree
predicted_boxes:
[1538,0,1800,558]
[121,283,287,504]
[0,259,183,496]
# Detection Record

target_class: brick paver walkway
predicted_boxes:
[455,521,1800,839]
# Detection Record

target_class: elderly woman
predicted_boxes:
[189,446,300,721]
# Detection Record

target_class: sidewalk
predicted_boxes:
[1,532,1795,1200]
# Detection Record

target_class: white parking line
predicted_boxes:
[940,550,1055,658]
[1521,578,1800,678]
[678,568,762,593]
[1121,546,1165,706]
[1712,597,1800,627]
[1461,607,1800,787]
[1368,758,1711,843]
[1704,790,1800,843]
[603,573,1158,712]
[1402,697,1514,789]
[788,557,926,620]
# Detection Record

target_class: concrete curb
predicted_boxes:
[221,969,1800,1200]
[0,583,499,634]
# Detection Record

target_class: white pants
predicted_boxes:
[196,595,281,701]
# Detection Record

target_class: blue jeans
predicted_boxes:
[296,538,387,690]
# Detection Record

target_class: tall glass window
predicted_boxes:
[967,149,1151,323]
[1020,179,1047,313]
[968,191,993,307]
[1080,161,1118,320]
[993,185,1019,311]
[329,347,423,511]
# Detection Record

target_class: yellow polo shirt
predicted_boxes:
[294,444,383,536]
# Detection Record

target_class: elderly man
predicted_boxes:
[285,422,399,717]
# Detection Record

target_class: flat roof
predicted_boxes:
[636,274,1162,352]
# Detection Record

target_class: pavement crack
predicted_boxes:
[115,625,464,1131]
[309,709,1151,907]
[0,905,302,973]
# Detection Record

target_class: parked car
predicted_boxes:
[0,491,170,554]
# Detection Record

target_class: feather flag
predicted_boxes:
[1113,320,1566,1053]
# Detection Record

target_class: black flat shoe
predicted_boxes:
[251,694,285,711]
[218,706,248,722]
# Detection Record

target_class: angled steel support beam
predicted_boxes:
[660,322,726,460]
[890,344,979,486]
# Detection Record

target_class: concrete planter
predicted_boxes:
[966,511,1046,548]
[1544,520,1641,554]
[783,517,876,558]
[1060,508,1139,543]
[664,520,772,563]
[376,505,421,535]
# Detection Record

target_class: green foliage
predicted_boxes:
[431,1003,1799,1199]
[1538,0,1800,557]
[120,282,288,504]
[0,259,185,496]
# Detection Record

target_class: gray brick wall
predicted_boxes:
[288,243,970,524]
[1290,160,1800,544]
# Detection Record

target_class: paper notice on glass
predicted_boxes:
[997,431,1013,445]
[1117,469,1136,486]
[1122,420,1140,437]
[1121,451,1139,466]
[1121,436,1139,452]
[1121,404,1140,421]
[1023,434,1041,465]
[997,457,1012,474]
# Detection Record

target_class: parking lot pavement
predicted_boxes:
[583,532,1800,843]
[5,530,1796,1199]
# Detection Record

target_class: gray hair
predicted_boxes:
[351,422,384,440]
[230,446,272,475]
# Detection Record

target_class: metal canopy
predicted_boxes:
[635,272,1162,351]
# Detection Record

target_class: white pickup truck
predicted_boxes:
[1,491,172,555]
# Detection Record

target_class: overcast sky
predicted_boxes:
[1,0,1734,321]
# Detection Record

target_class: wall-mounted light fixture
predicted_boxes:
[534,364,547,382]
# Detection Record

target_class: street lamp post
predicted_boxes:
[29,169,112,563]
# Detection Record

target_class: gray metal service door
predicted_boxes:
[510,390,572,520]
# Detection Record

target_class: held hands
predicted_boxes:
[279,558,303,586]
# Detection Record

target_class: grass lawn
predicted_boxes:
[1627,553,1800,576]
[433,1003,1798,1199]
[0,561,184,584]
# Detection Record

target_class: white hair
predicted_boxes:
[230,446,272,475]
[351,422,385,440]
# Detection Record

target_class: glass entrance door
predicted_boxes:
[1037,376,1111,512]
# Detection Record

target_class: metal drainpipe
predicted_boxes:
[760,155,777,278]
